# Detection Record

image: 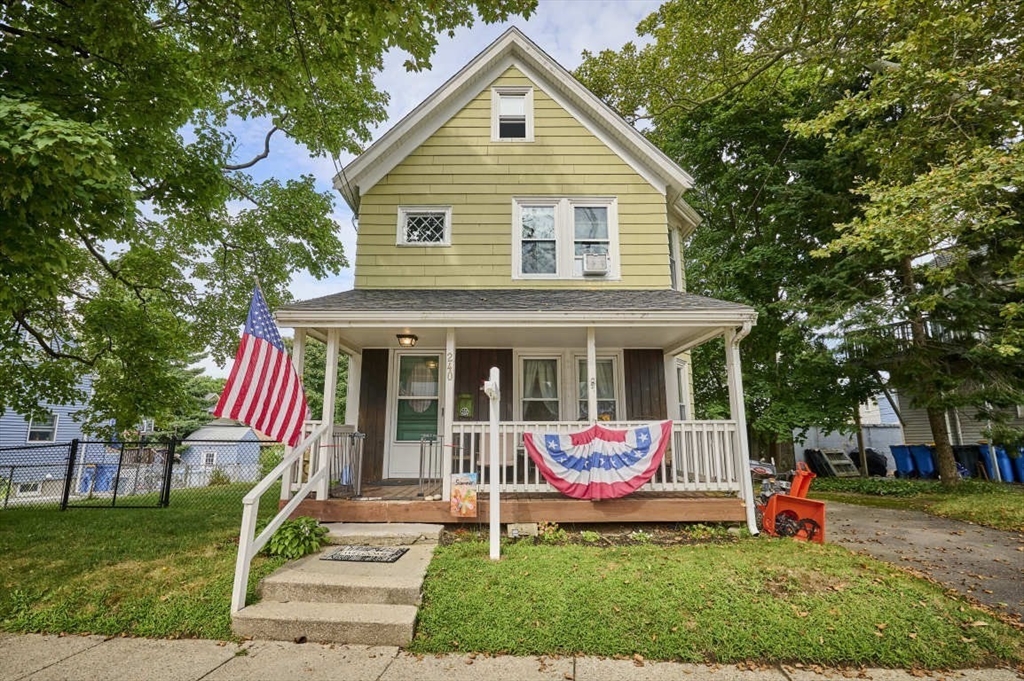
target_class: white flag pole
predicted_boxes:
[483,366,501,560]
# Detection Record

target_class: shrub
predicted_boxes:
[259,445,284,478]
[580,530,602,544]
[207,468,231,486]
[258,517,329,560]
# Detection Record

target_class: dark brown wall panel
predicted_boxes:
[623,349,667,421]
[454,349,513,422]
[358,349,389,482]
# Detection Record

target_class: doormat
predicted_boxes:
[320,545,409,563]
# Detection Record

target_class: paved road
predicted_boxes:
[826,502,1024,623]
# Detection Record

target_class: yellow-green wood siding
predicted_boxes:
[355,67,674,289]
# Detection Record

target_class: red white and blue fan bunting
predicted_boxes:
[522,421,672,500]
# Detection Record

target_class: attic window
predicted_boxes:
[492,87,534,142]
[397,206,452,246]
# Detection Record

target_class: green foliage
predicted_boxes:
[259,516,328,560]
[577,0,1023,465]
[580,530,601,544]
[0,0,535,431]
[414,540,1024,665]
[536,521,568,544]
[207,468,231,486]
[259,444,284,478]
[627,529,651,544]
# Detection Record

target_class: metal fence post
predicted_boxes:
[160,438,176,507]
[111,440,126,508]
[60,439,79,511]
[3,466,13,509]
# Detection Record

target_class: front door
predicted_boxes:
[387,353,442,478]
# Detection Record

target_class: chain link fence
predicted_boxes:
[0,438,285,514]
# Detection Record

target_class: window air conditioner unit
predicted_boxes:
[582,252,609,276]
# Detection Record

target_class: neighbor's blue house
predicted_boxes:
[0,374,94,501]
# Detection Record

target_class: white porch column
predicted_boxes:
[586,326,597,423]
[317,329,341,501]
[345,351,361,427]
[664,353,680,421]
[725,324,758,535]
[281,328,308,500]
[442,328,456,501]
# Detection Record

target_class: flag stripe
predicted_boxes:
[214,288,310,447]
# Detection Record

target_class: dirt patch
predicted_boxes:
[440,521,742,547]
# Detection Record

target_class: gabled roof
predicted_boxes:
[336,27,698,228]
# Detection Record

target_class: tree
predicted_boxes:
[577,2,880,457]
[578,0,1023,482]
[0,0,535,434]
[158,367,225,439]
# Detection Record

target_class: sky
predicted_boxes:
[205,0,662,376]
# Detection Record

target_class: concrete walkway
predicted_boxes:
[826,502,1024,623]
[1,633,1020,681]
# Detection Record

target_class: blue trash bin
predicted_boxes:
[994,446,1015,483]
[889,444,915,478]
[908,444,936,478]
[1012,447,1024,483]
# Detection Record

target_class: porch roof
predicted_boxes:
[276,289,756,354]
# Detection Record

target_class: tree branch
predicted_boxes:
[223,123,284,170]
[12,312,102,365]
[0,22,124,69]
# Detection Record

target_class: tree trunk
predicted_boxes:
[900,257,959,486]
[926,407,958,483]
[854,409,868,477]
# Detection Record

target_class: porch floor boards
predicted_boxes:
[292,486,746,525]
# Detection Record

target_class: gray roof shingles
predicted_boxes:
[279,289,752,314]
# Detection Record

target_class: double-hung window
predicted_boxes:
[397,206,452,246]
[491,87,533,142]
[27,413,57,443]
[521,358,560,421]
[513,198,618,279]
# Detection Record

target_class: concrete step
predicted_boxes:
[232,601,418,646]
[259,544,435,605]
[322,522,444,546]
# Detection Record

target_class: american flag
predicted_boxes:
[214,287,309,446]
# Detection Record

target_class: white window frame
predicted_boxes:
[26,413,58,443]
[491,86,534,142]
[203,450,217,467]
[396,206,452,247]
[512,197,620,280]
[515,354,564,422]
[573,353,625,422]
[17,481,41,496]
[668,227,683,291]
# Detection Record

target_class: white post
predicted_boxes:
[586,327,597,423]
[664,353,680,421]
[281,328,307,501]
[483,367,501,560]
[318,329,340,500]
[725,324,758,535]
[345,351,361,427]
[442,328,456,501]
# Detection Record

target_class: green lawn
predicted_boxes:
[0,484,284,640]
[810,478,1024,532]
[412,538,1024,667]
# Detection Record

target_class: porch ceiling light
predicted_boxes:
[396,333,418,348]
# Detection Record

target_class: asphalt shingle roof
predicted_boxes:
[279,289,752,313]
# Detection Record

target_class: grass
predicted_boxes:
[810,478,1024,532]
[0,483,284,640]
[412,538,1024,668]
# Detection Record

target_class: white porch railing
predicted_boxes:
[448,420,741,495]
[231,421,331,614]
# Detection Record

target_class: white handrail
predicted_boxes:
[231,422,330,614]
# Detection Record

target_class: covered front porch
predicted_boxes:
[274,289,758,529]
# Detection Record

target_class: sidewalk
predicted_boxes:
[2,634,1020,681]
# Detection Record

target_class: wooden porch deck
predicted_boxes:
[289,482,746,524]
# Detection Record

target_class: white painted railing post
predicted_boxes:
[317,329,340,501]
[483,367,501,560]
[442,328,456,501]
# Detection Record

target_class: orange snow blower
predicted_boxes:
[755,461,825,543]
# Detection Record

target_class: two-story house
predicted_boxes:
[275,29,759,530]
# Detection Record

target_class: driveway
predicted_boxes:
[826,501,1024,623]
